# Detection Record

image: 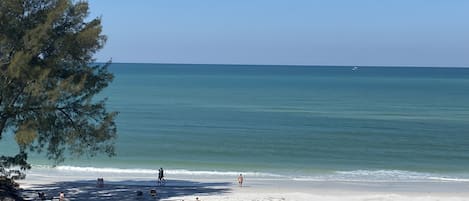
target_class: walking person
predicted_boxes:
[157,168,162,184]
[237,174,243,187]
[158,167,165,185]
[161,167,164,181]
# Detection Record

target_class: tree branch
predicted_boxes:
[58,107,79,131]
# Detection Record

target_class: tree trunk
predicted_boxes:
[0,116,6,139]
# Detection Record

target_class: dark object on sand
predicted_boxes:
[97,177,104,187]
[38,192,46,200]
[136,191,143,196]
[150,189,157,197]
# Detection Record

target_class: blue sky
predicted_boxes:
[88,0,469,67]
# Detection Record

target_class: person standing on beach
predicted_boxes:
[158,168,162,183]
[59,192,65,201]
[158,167,165,184]
[237,174,244,187]
[161,167,164,180]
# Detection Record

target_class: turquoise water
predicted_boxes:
[2,63,469,180]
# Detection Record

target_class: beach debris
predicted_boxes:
[97,177,104,188]
[150,189,157,197]
[136,190,143,196]
[37,192,46,200]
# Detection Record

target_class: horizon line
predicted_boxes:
[94,61,469,68]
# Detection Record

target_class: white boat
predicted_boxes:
[352,66,358,71]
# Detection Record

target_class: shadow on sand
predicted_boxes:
[20,179,231,201]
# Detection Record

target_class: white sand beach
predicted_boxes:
[16,168,469,201]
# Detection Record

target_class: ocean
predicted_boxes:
[2,63,469,181]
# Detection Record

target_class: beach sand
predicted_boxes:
[16,169,469,201]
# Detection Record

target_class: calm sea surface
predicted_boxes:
[2,63,469,180]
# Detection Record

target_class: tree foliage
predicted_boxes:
[0,0,117,175]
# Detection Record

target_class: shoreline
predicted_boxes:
[16,168,469,201]
[24,165,469,183]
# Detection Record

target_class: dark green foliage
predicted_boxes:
[0,0,117,176]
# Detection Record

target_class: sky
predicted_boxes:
[88,0,469,67]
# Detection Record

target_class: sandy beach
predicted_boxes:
[16,168,469,201]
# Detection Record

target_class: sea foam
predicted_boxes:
[32,165,469,182]
[291,170,469,182]
[50,165,282,177]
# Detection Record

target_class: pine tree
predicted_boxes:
[0,0,117,177]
